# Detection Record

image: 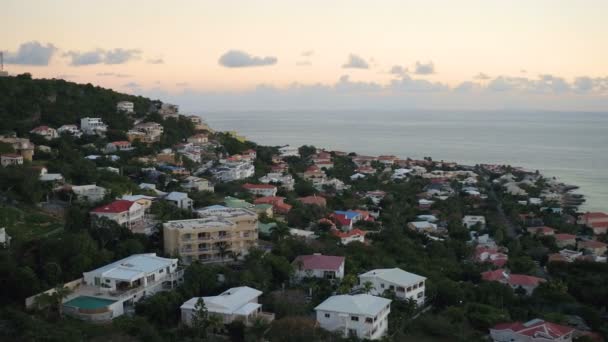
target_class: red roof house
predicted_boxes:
[292,254,345,280]
[298,195,327,207]
[254,196,292,215]
[490,319,575,342]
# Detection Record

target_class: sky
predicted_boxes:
[3,0,608,111]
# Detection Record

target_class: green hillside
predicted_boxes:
[0,73,154,134]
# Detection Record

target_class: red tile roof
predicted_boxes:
[298,195,327,206]
[554,233,576,241]
[111,141,131,146]
[507,274,545,287]
[579,240,608,249]
[91,200,134,213]
[331,228,367,239]
[1,153,23,158]
[481,269,507,282]
[293,254,345,271]
[580,212,608,220]
[31,125,51,132]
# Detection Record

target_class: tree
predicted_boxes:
[363,281,374,294]
[191,297,209,338]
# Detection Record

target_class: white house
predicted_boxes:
[463,215,486,229]
[165,191,193,210]
[358,268,426,305]
[1,154,24,167]
[71,184,107,203]
[181,286,274,326]
[90,200,145,231]
[292,254,345,281]
[57,125,82,137]
[59,253,182,322]
[242,183,278,197]
[0,227,11,248]
[30,126,58,140]
[116,101,134,114]
[278,145,299,158]
[80,117,108,136]
[104,141,134,153]
[182,176,214,192]
[315,294,391,340]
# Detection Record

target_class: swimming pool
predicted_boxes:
[64,296,116,309]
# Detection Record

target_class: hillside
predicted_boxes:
[0,73,154,134]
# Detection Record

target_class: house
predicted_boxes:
[116,101,134,113]
[0,227,11,248]
[357,166,376,175]
[418,199,434,210]
[481,269,545,295]
[121,195,156,212]
[212,161,255,182]
[1,153,24,167]
[90,200,145,231]
[315,294,391,340]
[358,268,426,305]
[29,126,58,140]
[554,234,577,248]
[293,254,345,281]
[70,184,107,203]
[57,124,82,137]
[474,246,509,267]
[377,155,397,165]
[164,206,258,264]
[187,133,208,145]
[577,212,608,235]
[365,191,387,205]
[463,215,486,229]
[187,115,211,131]
[490,319,574,342]
[182,176,214,192]
[40,173,64,183]
[132,122,163,143]
[158,103,179,118]
[80,117,108,135]
[578,240,607,256]
[298,195,327,207]
[547,249,584,263]
[253,196,292,215]
[104,141,133,153]
[181,287,273,326]
[0,135,35,160]
[527,226,556,236]
[259,172,295,190]
[278,145,299,157]
[332,210,371,230]
[164,192,193,210]
[242,183,278,197]
[242,149,257,161]
[331,228,367,245]
[58,253,182,322]
[407,221,438,233]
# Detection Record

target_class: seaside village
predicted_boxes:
[2,99,608,341]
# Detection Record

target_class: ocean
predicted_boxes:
[200,110,608,212]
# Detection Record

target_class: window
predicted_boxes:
[365,317,373,324]
[389,285,395,290]
[407,286,412,292]
[351,316,359,322]
[324,313,330,318]
[380,283,385,288]
[418,292,424,298]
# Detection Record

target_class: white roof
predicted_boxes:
[122,194,156,201]
[84,253,176,282]
[315,294,391,316]
[166,191,189,201]
[40,173,63,181]
[409,221,436,229]
[181,286,262,314]
[359,268,426,286]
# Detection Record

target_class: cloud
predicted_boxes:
[296,61,312,66]
[55,74,77,79]
[64,48,141,66]
[390,75,448,92]
[123,82,140,89]
[487,75,571,94]
[474,72,491,80]
[301,50,314,57]
[96,72,132,78]
[342,54,369,69]
[389,65,408,76]
[414,61,435,75]
[147,58,164,64]
[454,81,479,92]
[218,50,277,68]
[4,41,57,65]
[176,82,189,87]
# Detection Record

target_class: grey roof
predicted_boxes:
[84,253,176,281]
[359,268,426,286]
[181,286,262,314]
[314,294,391,316]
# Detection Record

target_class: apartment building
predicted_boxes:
[116,101,134,113]
[81,117,108,136]
[164,206,258,264]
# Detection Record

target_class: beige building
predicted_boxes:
[164,206,258,264]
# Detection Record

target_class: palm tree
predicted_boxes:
[248,317,270,342]
[270,223,290,241]
[51,285,72,318]
[215,241,229,262]
[362,281,374,294]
